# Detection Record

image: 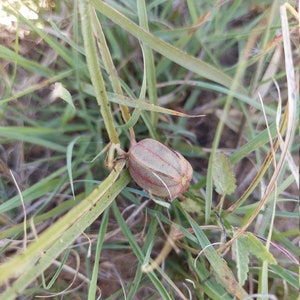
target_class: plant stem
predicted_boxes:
[79,0,119,144]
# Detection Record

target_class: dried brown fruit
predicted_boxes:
[128,138,193,199]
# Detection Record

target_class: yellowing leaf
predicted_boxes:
[81,83,203,118]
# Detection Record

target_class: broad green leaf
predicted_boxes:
[212,152,236,195]
[246,232,277,265]
[180,197,203,214]
[233,235,250,286]
[187,217,248,299]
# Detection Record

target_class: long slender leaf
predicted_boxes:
[0,162,129,298]
[90,0,247,94]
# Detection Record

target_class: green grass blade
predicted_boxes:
[79,0,119,144]
[0,162,130,298]
[137,0,158,127]
[112,202,173,299]
[88,208,110,300]
[0,45,51,76]
[0,126,66,152]
[90,0,246,93]
[0,167,67,214]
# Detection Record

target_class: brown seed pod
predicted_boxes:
[128,138,193,199]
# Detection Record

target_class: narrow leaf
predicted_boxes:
[51,82,76,112]
[90,0,247,93]
[66,136,83,199]
[0,161,129,297]
[82,83,203,118]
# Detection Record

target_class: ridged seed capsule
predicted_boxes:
[128,138,193,199]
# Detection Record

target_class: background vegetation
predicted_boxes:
[0,1,298,299]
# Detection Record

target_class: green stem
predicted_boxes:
[79,0,119,144]
[89,6,136,141]
[137,0,158,128]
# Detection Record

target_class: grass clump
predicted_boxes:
[0,1,298,299]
